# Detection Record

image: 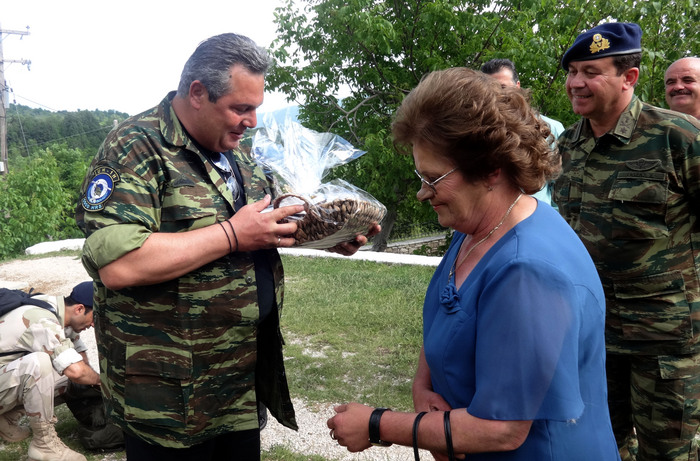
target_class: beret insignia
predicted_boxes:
[590,33,611,54]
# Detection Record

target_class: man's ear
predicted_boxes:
[622,67,640,89]
[189,81,208,110]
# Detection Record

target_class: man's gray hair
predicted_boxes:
[177,33,271,101]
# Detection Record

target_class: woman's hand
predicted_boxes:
[327,224,381,256]
[413,386,452,413]
[326,402,374,452]
[413,346,452,412]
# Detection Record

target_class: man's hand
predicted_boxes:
[229,195,304,251]
[63,360,101,386]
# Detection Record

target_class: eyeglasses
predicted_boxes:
[414,167,458,194]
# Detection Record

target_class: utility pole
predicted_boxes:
[0,23,31,175]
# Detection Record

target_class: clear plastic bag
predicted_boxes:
[252,117,386,249]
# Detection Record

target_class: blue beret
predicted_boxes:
[70,281,94,309]
[562,22,642,70]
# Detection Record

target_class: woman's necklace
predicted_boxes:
[448,193,523,281]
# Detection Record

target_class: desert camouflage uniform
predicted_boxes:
[554,96,700,461]
[75,92,296,449]
[0,296,87,420]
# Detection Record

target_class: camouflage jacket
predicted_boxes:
[75,93,296,448]
[554,96,700,355]
[0,296,86,372]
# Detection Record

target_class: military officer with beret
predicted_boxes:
[554,22,700,461]
[76,33,378,461]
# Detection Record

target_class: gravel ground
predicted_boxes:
[0,249,436,460]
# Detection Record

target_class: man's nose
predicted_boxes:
[243,111,257,128]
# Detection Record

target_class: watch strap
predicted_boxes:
[369,407,392,447]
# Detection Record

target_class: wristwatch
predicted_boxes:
[368,407,393,447]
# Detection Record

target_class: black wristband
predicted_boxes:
[413,411,427,461]
[225,220,239,252]
[444,410,455,461]
[369,407,392,447]
[218,221,233,253]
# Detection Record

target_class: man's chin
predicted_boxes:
[219,141,240,152]
[571,106,590,117]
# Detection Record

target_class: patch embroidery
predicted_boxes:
[625,159,661,171]
[589,33,610,54]
[81,166,120,212]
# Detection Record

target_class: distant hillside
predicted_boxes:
[6,104,130,159]
[5,103,297,161]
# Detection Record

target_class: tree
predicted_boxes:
[267,0,699,250]
[0,152,75,259]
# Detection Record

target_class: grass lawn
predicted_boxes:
[0,253,436,460]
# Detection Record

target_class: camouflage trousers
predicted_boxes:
[0,352,69,421]
[607,352,700,461]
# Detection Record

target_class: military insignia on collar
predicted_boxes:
[81,166,120,212]
[590,33,610,54]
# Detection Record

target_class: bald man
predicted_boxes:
[665,57,700,119]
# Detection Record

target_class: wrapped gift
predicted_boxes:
[252,118,386,249]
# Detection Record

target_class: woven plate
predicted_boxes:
[274,193,386,248]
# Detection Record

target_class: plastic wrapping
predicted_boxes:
[252,117,386,249]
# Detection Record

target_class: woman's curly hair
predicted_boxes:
[392,67,561,194]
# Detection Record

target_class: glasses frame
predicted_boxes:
[414,167,458,194]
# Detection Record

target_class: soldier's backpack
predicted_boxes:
[0,287,55,317]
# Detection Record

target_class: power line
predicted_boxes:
[11,99,30,157]
[1,24,31,175]
[5,120,115,156]
[10,91,56,112]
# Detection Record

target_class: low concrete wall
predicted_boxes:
[20,236,449,259]
[384,236,447,256]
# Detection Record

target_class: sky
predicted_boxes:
[1,0,295,116]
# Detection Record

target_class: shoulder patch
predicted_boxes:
[81,166,121,212]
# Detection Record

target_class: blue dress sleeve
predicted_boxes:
[468,259,585,422]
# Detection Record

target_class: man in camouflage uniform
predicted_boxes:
[75,33,376,460]
[0,282,99,461]
[554,23,700,461]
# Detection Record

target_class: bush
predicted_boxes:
[0,150,80,259]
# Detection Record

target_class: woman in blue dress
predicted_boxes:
[327,67,620,460]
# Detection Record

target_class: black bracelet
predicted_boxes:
[218,221,232,253]
[444,410,455,461]
[225,220,239,252]
[412,412,427,461]
[368,407,392,447]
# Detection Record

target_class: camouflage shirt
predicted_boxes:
[75,93,296,448]
[554,96,700,355]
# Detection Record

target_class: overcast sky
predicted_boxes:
[1,0,294,115]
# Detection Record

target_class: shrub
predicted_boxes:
[0,153,76,259]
